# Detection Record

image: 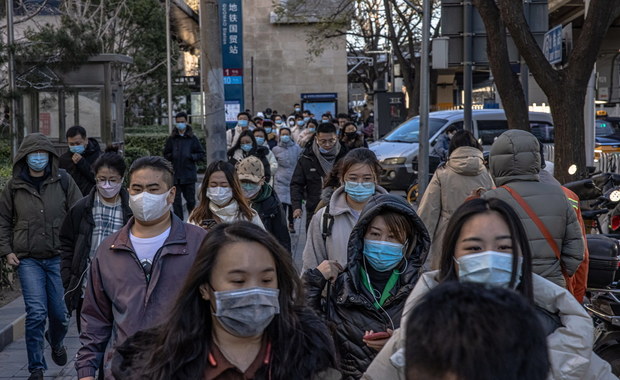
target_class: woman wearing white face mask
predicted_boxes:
[363,198,616,380]
[60,146,133,332]
[303,194,430,379]
[188,161,263,229]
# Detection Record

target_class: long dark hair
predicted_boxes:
[138,222,336,379]
[189,161,254,223]
[436,197,534,301]
[448,130,482,156]
[228,130,257,158]
[337,148,381,184]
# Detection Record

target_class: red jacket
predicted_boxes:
[76,213,207,378]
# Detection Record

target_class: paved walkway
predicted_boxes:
[0,317,79,379]
[0,210,307,379]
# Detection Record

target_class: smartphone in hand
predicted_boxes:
[363,331,390,341]
[201,219,217,229]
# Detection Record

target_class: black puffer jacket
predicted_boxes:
[303,194,430,379]
[58,137,101,196]
[163,127,206,184]
[110,306,341,380]
[251,184,291,252]
[59,187,132,313]
[290,144,348,214]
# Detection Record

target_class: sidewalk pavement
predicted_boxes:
[0,312,79,380]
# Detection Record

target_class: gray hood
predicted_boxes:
[489,129,540,186]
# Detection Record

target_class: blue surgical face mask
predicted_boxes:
[295,107,301,112]
[322,119,329,123]
[265,127,273,134]
[238,119,249,128]
[280,135,291,143]
[345,181,375,203]
[456,251,521,288]
[297,120,305,126]
[304,117,310,122]
[255,137,265,146]
[275,120,283,125]
[27,152,49,172]
[363,239,404,272]
[308,128,316,134]
[241,182,261,198]
[241,143,253,152]
[176,122,187,131]
[69,145,85,154]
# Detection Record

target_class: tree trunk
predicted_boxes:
[497,0,620,181]
[548,82,587,183]
[474,0,529,131]
[407,58,420,117]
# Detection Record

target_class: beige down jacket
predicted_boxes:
[417,146,494,270]
[362,271,616,380]
[482,130,584,287]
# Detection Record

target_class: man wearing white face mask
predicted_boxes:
[236,156,291,251]
[75,156,207,380]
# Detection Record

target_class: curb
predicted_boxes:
[0,296,26,352]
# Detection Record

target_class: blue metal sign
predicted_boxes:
[543,24,562,65]
[219,0,244,126]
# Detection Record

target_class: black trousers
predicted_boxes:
[173,183,196,220]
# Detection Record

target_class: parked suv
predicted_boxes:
[369,109,554,191]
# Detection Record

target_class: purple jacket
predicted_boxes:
[76,213,207,378]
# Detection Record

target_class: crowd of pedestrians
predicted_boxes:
[0,103,617,380]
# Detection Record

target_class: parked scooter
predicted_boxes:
[584,233,620,375]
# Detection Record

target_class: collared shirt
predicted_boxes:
[204,340,270,380]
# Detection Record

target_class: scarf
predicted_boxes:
[312,140,341,175]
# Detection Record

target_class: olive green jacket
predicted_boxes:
[0,133,82,259]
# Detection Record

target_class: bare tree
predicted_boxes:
[476,0,620,181]
[276,0,439,116]
[473,0,529,131]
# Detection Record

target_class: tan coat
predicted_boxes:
[362,271,616,380]
[417,146,494,270]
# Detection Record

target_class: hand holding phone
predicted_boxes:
[363,331,390,340]
[201,219,217,229]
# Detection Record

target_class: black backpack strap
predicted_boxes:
[321,204,334,243]
[58,168,69,194]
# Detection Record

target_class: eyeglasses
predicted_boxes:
[317,138,337,145]
[96,177,122,184]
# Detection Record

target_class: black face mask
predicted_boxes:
[345,132,357,139]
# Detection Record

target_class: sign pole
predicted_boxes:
[165,0,174,133]
[201,0,227,162]
[418,0,431,198]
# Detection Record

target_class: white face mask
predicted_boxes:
[129,190,172,222]
[207,186,233,206]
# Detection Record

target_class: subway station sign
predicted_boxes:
[219,0,244,125]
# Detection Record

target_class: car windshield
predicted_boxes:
[383,118,448,143]
[596,120,616,137]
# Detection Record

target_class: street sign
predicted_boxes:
[543,24,562,65]
[219,0,244,126]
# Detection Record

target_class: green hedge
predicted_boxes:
[124,126,207,172]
